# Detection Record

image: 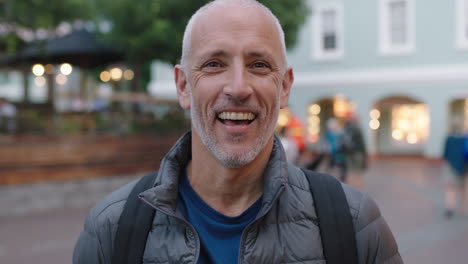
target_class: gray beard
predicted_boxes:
[190,96,279,169]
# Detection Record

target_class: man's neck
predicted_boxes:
[186,137,273,217]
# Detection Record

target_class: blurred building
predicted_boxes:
[0,65,89,109]
[287,0,468,158]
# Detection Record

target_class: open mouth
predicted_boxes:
[217,112,256,125]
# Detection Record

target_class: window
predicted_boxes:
[322,10,338,50]
[389,1,407,45]
[379,0,415,55]
[456,0,468,49]
[312,2,344,61]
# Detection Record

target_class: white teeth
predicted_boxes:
[218,112,255,120]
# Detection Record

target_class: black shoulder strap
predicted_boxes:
[302,169,358,264]
[111,171,158,264]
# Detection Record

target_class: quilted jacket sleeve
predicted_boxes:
[72,179,137,264]
[73,209,105,264]
[353,191,403,264]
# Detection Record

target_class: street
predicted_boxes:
[0,157,467,264]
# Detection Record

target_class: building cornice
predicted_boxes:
[293,64,468,87]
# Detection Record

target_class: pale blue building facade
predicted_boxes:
[287,0,468,158]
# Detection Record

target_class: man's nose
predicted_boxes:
[223,65,253,100]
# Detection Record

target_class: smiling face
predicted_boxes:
[175,3,293,169]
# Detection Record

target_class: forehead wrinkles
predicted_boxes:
[187,5,285,67]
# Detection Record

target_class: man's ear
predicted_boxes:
[174,65,191,110]
[280,67,294,109]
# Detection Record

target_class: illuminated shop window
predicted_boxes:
[391,104,429,144]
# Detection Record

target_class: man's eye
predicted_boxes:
[204,61,221,68]
[252,62,269,68]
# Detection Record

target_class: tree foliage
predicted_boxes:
[0,0,309,64]
[6,0,92,30]
[0,0,93,53]
[259,0,309,51]
[96,0,309,65]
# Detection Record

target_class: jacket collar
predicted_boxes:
[139,131,289,215]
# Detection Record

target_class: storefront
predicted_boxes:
[370,96,430,155]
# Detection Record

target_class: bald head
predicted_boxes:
[180,0,287,71]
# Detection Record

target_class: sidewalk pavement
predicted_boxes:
[357,158,468,264]
[0,158,467,264]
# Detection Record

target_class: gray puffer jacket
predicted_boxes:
[73,132,403,264]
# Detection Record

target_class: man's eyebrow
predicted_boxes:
[245,51,274,61]
[199,50,229,60]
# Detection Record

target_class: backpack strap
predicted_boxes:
[111,171,158,264]
[302,169,358,264]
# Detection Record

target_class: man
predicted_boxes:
[325,118,348,182]
[74,0,402,263]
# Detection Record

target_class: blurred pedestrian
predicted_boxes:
[442,122,468,218]
[278,126,299,164]
[0,97,17,133]
[302,149,326,171]
[73,1,401,263]
[325,118,348,182]
[342,116,368,188]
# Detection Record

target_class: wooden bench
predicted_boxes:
[0,134,180,185]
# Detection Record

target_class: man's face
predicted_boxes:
[176,5,293,168]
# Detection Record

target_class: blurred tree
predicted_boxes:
[0,0,94,53]
[95,0,309,91]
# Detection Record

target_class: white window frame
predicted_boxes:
[456,0,468,49]
[311,2,344,61]
[378,0,415,56]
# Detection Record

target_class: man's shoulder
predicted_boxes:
[286,166,401,262]
[342,182,402,261]
[340,184,381,231]
[86,178,139,230]
[286,165,382,230]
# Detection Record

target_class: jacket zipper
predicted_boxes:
[237,184,285,264]
[140,196,201,263]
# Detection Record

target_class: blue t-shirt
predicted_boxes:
[178,172,262,264]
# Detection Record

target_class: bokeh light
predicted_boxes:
[60,63,73,75]
[34,76,46,86]
[100,71,111,82]
[110,68,123,81]
[370,109,381,119]
[123,69,135,80]
[32,64,45,76]
[56,74,68,85]
[45,64,55,75]
[308,104,321,115]
[369,119,380,130]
